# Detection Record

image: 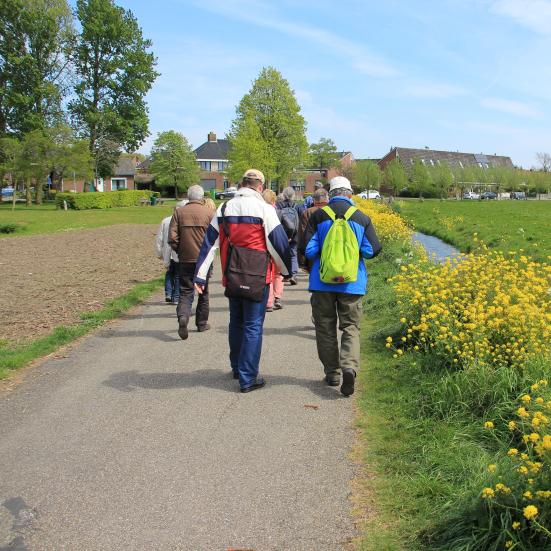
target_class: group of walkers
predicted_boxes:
[155,169,381,396]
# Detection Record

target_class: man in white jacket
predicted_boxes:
[155,201,187,303]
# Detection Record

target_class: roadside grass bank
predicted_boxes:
[353,200,551,549]
[0,277,163,379]
[396,199,551,262]
[0,202,177,237]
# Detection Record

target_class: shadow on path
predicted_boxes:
[103,369,344,400]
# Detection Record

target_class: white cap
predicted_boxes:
[329,176,352,192]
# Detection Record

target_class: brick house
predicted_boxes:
[194,132,230,191]
[293,151,355,195]
[59,157,136,193]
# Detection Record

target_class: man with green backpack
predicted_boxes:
[299,176,382,396]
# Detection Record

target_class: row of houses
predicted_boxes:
[53,131,515,195]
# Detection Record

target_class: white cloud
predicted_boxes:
[481,97,542,118]
[491,0,551,34]
[191,0,399,77]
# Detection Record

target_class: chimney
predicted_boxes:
[208,132,217,142]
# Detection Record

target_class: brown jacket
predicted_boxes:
[168,200,214,263]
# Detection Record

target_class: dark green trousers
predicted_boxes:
[311,292,363,376]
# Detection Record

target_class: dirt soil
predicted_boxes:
[0,224,165,344]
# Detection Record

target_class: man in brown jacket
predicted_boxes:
[169,185,215,340]
[298,188,329,270]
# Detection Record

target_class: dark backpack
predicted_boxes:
[279,205,299,239]
[221,202,270,302]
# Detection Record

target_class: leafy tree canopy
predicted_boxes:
[308,138,339,171]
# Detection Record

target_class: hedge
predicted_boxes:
[56,190,155,210]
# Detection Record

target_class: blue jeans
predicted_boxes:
[290,241,298,275]
[164,260,180,301]
[228,285,269,388]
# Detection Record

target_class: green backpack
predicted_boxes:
[320,205,360,284]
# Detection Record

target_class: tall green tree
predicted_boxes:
[308,138,339,172]
[69,0,159,156]
[383,159,407,196]
[150,131,199,199]
[411,160,433,197]
[230,67,308,191]
[429,162,454,198]
[0,0,74,136]
[227,114,274,184]
[353,160,382,193]
[17,130,50,204]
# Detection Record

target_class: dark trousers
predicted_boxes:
[228,285,269,388]
[164,260,180,301]
[176,262,212,329]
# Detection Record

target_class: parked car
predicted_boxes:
[358,190,381,200]
[463,191,480,200]
[510,191,527,200]
[215,186,237,200]
[480,191,497,200]
[1,187,14,197]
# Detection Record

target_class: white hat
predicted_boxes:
[329,176,352,192]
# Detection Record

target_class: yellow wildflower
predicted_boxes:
[523,505,538,520]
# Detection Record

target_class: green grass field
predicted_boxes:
[397,199,551,262]
[0,201,178,237]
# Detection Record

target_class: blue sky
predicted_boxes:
[116,0,551,167]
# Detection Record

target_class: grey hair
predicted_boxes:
[313,188,329,202]
[282,186,295,201]
[187,185,204,201]
[329,188,353,199]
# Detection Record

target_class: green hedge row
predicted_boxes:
[56,190,155,210]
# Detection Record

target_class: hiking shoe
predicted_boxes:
[274,299,283,310]
[289,277,298,285]
[325,374,340,386]
[178,319,188,340]
[165,297,172,303]
[197,324,211,332]
[340,369,356,397]
[240,378,266,393]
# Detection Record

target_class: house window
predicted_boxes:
[111,178,127,190]
[199,161,211,171]
[218,161,227,171]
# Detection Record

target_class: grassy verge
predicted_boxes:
[0,277,163,379]
[0,202,178,237]
[396,199,551,261]
[355,242,549,550]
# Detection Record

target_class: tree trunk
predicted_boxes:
[35,180,43,205]
[25,179,32,206]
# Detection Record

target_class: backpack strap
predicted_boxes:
[343,206,357,220]
[322,205,336,220]
[322,205,357,220]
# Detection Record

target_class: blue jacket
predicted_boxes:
[298,196,382,295]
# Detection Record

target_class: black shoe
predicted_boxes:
[165,297,172,303]
[178,320,188,340]
[340,369,356,397]
[274,299,283,310]
[240,378,266,393]
[232,370,239,380]
[289,277,298,286]
[197,323,211,332]
[325,374,340,386]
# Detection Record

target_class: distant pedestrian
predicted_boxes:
[194,169,292,393]
[299,176,382,396]
[203,197,216,210]
[262,189,284,312]
[277,186,299,283]
[155,203,186,304]
[168,186,215,340]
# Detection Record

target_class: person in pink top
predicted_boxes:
[262,189,284,312]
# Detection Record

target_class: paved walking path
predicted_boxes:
[0,268,357,551]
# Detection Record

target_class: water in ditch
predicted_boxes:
[412,232,463,263]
